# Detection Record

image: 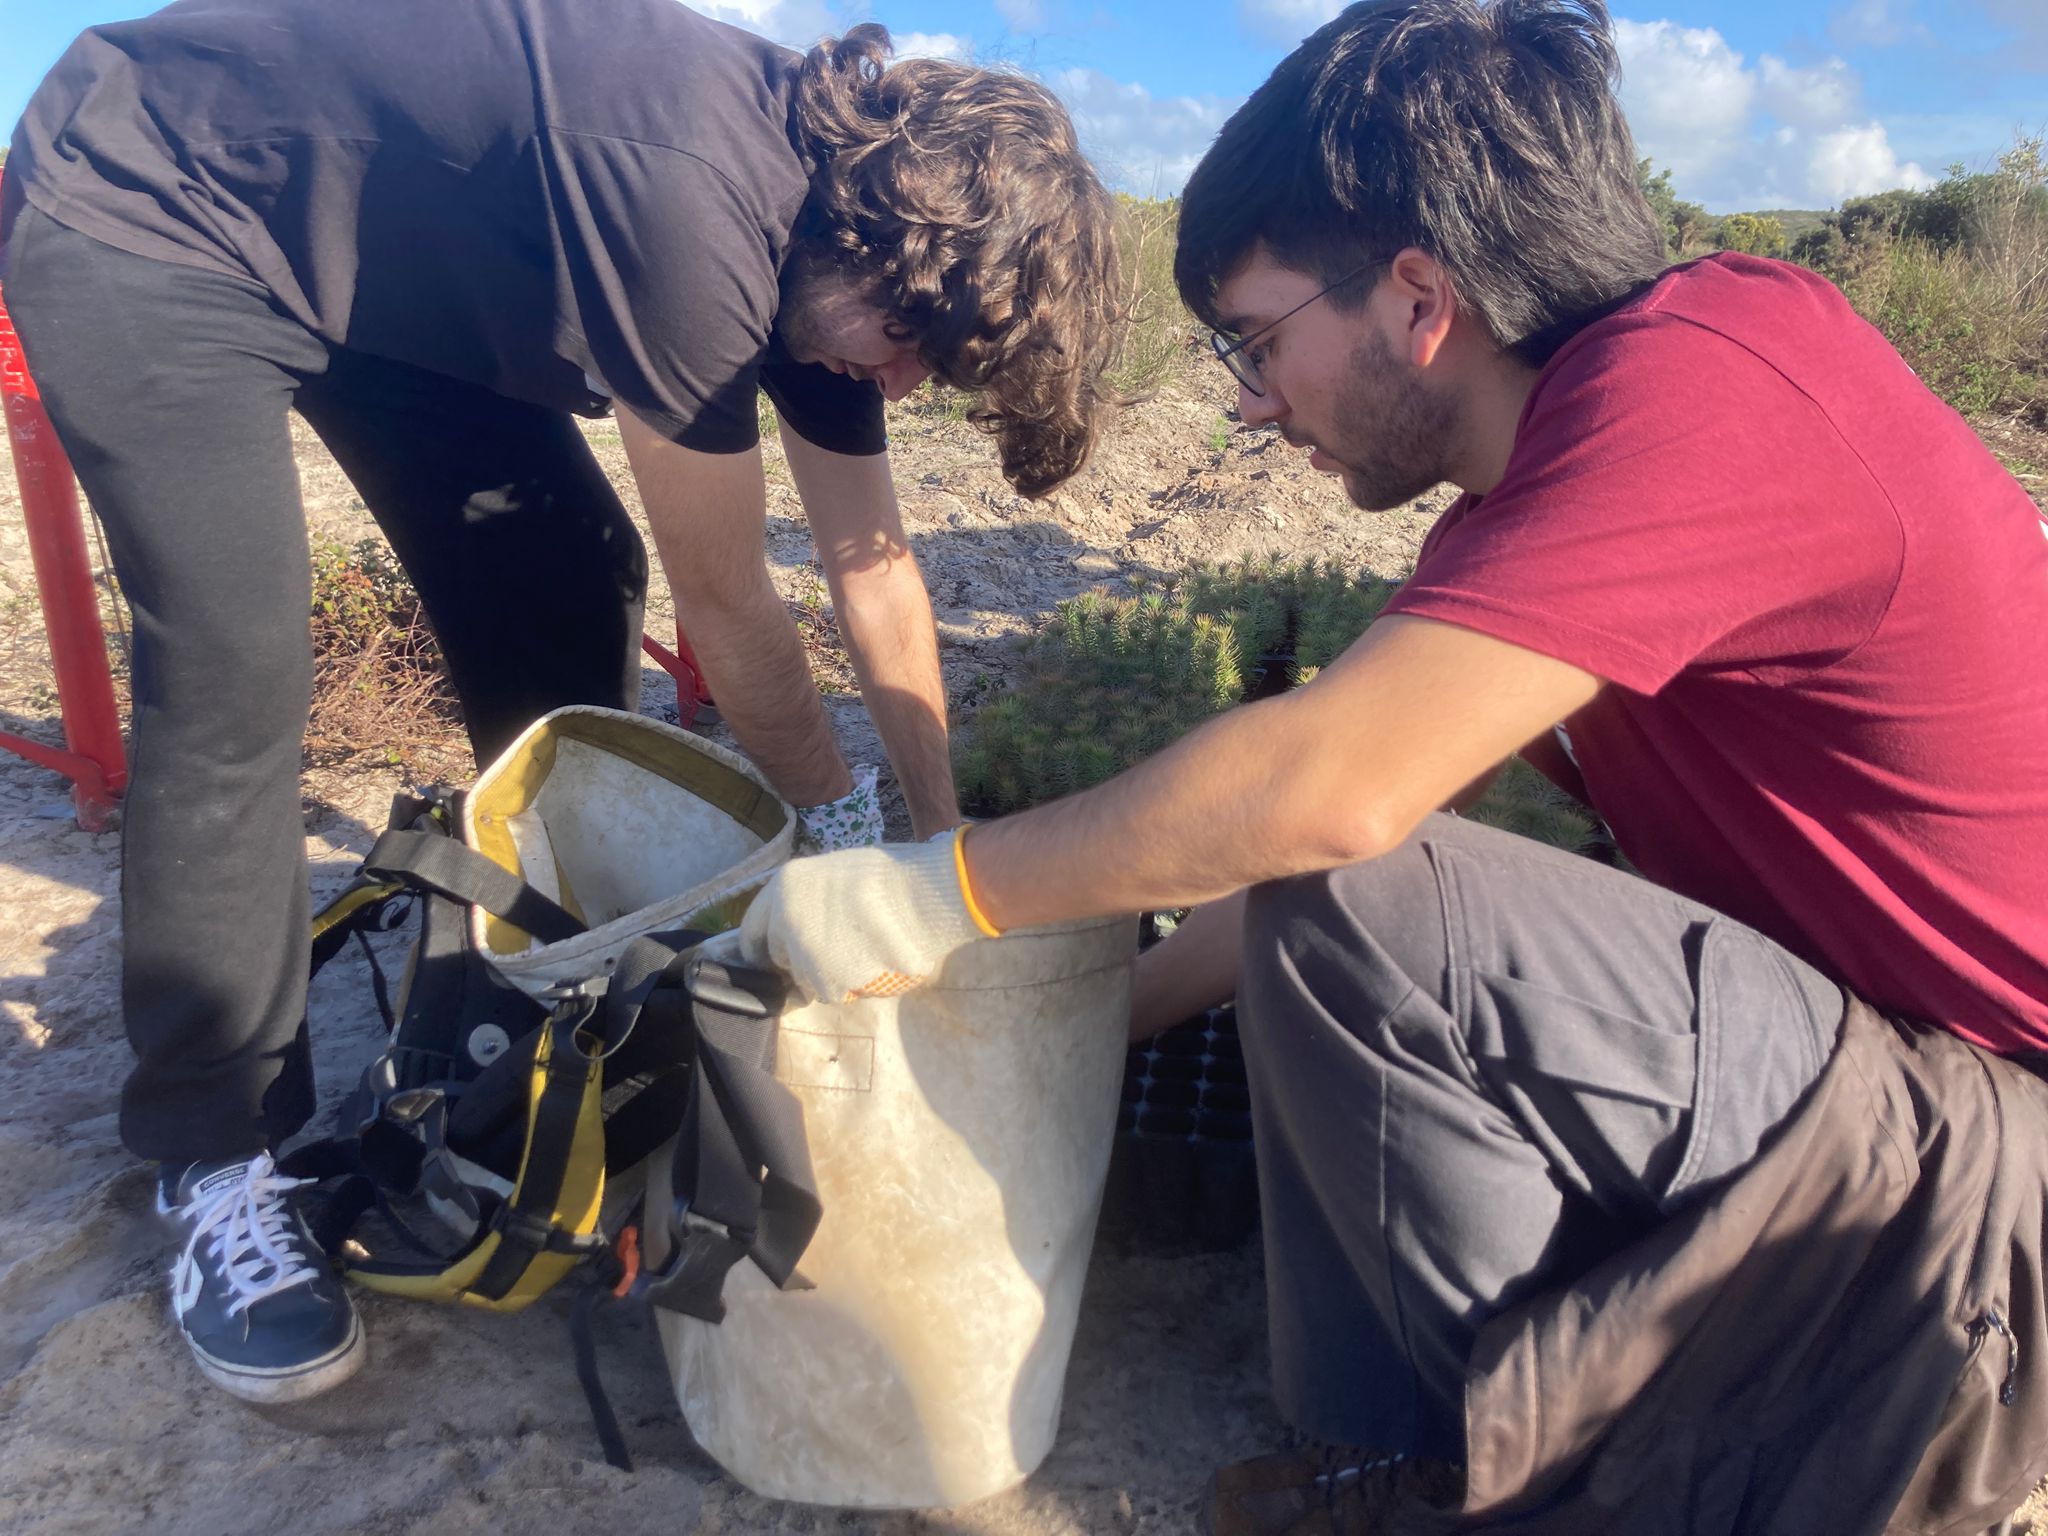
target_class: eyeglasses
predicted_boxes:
[1209,259,1383,397]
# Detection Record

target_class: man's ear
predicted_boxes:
[1384,247,1457,369]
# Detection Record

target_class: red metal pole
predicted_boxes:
[639,623,714,728]
[0,176,128,830]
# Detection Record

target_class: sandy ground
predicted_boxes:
[3,364,2046,1535]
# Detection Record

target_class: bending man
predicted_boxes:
[1,1,1115,1403]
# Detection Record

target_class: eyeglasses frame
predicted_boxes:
[1209,258,1386,397]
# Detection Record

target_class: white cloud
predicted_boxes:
[1049,67,1239,196]
[1757,56,1859,129]
[678,2,965,63]
[995,0,1047,33]
[680,0,847,50]
[1806,122,1935,203]
[892,31,971,60]
[684,1,1230,198]
[1613,19,1757,189]
[1615,15,1929,209]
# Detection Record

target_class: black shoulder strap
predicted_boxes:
[360,827,585,945]
[681,970,822,1288]
[585,934,822,1321]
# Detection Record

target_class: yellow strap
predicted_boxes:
[953,825,1003,939]
[309,877,404,942]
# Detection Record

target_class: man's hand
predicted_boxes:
[781,428,960,839]
[795,764,886,853]
[733,830,1000,1003]
[617,408,851,806]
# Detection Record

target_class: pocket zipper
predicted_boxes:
[1968,1310,2020,1407]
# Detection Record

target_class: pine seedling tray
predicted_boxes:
[1099,1003,1261,1249]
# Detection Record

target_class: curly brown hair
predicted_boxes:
[791,26,1120,497]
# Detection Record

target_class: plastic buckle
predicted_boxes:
[493,1206,560,1254]
[635,1206,752,1323]
[538,979,611,1016]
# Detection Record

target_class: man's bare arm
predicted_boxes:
[1129,892,1247,1042]
[965,614,1605,929]
[618,407,850,806]
[779,426,959,838]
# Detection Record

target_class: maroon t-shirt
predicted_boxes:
[1385,253,2048,1054]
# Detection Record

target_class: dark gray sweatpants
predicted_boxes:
[1240,811,1844,1460]
[3,206,648,1166]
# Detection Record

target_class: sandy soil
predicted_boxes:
[2,363,2045,1536]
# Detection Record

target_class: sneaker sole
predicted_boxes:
[187,1310,367,1405]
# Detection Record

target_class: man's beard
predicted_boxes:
[1327,327,1458,512]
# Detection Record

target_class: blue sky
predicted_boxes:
[4,0,2043,211]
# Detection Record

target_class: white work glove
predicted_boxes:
[794,765,885,855]
[734,827,1001,1004]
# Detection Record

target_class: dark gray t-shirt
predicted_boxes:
[4,0,884,455]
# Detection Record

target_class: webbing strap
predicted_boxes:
[570,1282,633,1471]
[361,828,585,945]
[307,789,446,979]
[470,1015,597,1302]
[309,879,404,978]
[641,952,822,1321]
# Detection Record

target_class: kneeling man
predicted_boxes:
[738,1,2048,1531]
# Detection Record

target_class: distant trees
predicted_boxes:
[1791,138,2047,419]
[1637,159,1711,258]
[1715,212,1789,258]
[1631,142,2046,420]
[1791,140,2048,276]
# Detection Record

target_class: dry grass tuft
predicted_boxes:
[1105,196,1198,400]
[305,537,466,776]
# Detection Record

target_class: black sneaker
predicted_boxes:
[155,1153,365,1403]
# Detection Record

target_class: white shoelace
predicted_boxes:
[173,1153,321,1318]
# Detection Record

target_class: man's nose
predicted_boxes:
[1236,376,1284,429]
[876,353,933,403]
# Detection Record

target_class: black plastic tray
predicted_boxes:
[1098,1003,1260,1248]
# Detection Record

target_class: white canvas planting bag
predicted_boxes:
[462,706,795,996]
[646,912,1137,1509]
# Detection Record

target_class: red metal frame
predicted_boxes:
[0,182,128,831]
[641,624,713,727]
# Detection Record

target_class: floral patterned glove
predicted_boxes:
[796,765,885,855]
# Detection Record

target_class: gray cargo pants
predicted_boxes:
[1241,811,1844,1459]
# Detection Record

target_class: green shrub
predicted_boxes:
[1292,562,1400,678]
[955,558,1597,854]
[1637,159,1711,258]
[1793,137,2047,419]
[1105,195,1196,399]
[1715,212,1789,259]
[956,560,1385,814]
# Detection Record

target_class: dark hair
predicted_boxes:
[791,26,1120,496]
[1174,0,1665,365]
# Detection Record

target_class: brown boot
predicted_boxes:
[1205,1445,1464,1536]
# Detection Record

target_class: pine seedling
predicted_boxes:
[1188,615,1244,712]
[1072,738,1121,792]
[1468,757,1597,854]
